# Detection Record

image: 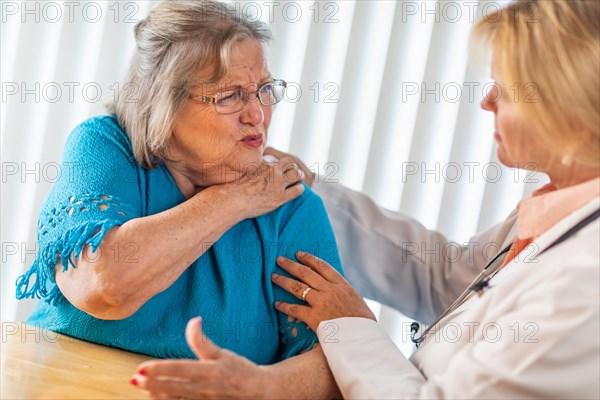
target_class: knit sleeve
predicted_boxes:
[274,188,344,358]
[16,116,142,304]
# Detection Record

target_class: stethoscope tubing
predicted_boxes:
[410,208,600,348]
[410,244,511,346]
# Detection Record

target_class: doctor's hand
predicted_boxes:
[271,252,377,332]
[130,317,267,399]
[264,147,315,187]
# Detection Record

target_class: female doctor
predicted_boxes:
[132,0,599,398]
[270,1,600,397]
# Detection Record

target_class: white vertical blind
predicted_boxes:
[264,1,314,151]
[326,0,396,191]
[1,1,544,350]
[286,1,355,167]
[398,3,476,230]
[362,3,435,210]
[2,4,65,320]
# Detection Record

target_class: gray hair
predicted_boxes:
[108,0,272,169]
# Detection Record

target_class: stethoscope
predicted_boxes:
[409,207,600,349]
[410,244,512,348]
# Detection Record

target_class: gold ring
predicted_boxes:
[301,286,312,301]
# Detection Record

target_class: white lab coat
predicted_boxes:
[313,181,600,399]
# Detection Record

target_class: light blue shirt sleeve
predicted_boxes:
[16,116,142,303]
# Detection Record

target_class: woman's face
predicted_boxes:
[169,38,273,186]
[480,65,550,170]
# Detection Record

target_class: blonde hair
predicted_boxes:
[473,0,600,167]
[108,0,272,169]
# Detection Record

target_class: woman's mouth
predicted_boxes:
[241,134,264,148]
[494,131,502,142]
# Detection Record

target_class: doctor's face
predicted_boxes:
[480,67,550,171]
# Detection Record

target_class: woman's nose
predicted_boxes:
[239,98,265,126]
[481,87,498,112]
[480,97,493,111]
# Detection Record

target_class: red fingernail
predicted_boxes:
[138,368,146,376]
[130,377,138,386]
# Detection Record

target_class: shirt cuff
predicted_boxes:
[316,317,426,399]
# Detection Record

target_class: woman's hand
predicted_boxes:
[225,156,306,220]
[131,317,267,399]
[264,147,315,187]
[271,252,377,332]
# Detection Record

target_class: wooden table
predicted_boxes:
[1,321,151,399]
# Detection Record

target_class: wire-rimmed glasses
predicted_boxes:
[189,79,287,115]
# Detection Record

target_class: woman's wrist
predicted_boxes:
[256,366,273,399]
[198,184,251,225]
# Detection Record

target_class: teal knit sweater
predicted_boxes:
[16,115,342,364]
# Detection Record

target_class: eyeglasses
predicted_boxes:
[189,79,287,115]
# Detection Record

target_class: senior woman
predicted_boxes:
[15,0,342,394]
[132,0,599,398]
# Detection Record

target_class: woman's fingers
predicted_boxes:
[185,317,221,361]
[138,360,210,380]
[279,157,303,186]
[284,181,305,197]
[295,252,344,283]
[134,360,233,398]
[135,374,205,399]
[133,317,267,399]
[232,160,304,219]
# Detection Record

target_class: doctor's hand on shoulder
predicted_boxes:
[264,147,316,188]
[271,251,377,331]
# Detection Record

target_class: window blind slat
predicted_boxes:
[362,3,435,209]
[287,1,355,168]
[327,0,396,191]
[399,3,473,229]
[266,2,313,151]
[2,14,65,320]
